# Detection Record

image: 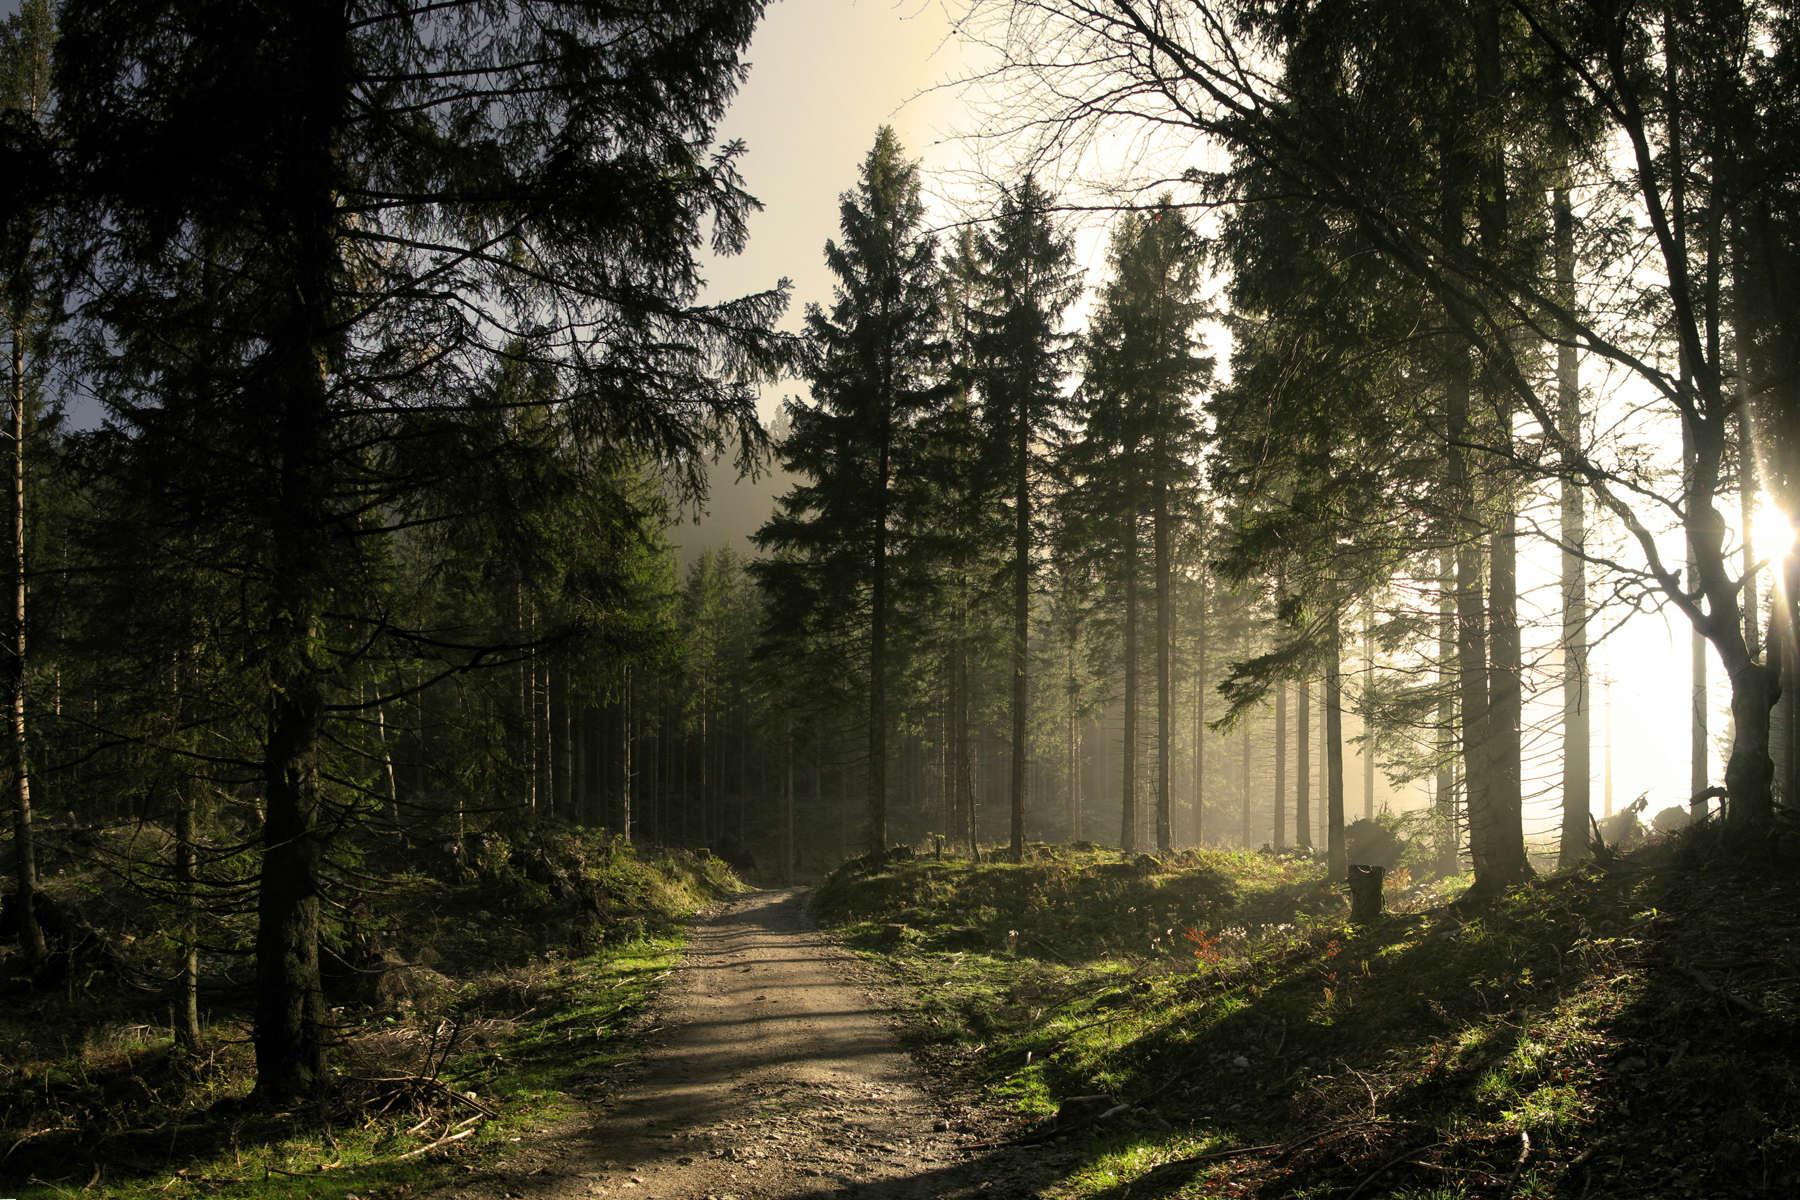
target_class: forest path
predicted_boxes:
[444,888,1046,1200]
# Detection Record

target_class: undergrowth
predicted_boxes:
[0,825,740,1199]
[817,832,1800,1198]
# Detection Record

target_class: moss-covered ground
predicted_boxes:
[1,827,740,1199]
[814,831,1800,1198]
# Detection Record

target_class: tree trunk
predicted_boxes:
[1362,605,1376,819]
[1192,564,1206,845]
[175,771,203,1050]
[1273,680,1286,849]
[1466,0,1529,890]
[1325,610,1347,880]
[1295,678,1311,850]
[619,666,633,842]
[1436,552,1460,874]
[1239,718,1251,847]
[252,11,344,1099]
[1121,513,1139,851]
[1009,405,1029,862]
[6,317,43,964]
[1554,170,1592,869]
[870,421,891,856]
[783,720,794,882]
[955,640,974,856]
[1153,467,1172,852]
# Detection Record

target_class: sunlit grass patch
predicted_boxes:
[819,830,1800,1197]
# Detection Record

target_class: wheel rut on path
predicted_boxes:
[445,887,1044,1199]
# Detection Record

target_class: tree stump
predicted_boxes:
[1348,864,1384,924]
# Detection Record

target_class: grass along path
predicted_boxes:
[443,887,1053,1200]
[814,835,1800,1199]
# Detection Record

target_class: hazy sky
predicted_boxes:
[680,0,980,564]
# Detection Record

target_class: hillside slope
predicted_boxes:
[1,827,740,1199]
[815,834,1800,1198]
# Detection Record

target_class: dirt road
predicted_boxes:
[448,888,1045,1199]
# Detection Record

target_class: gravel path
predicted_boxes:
[444,888,1045,1200]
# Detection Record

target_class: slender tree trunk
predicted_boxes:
[619,665,633,842]
[1192,565,1206,845]
[783,719,794,882]
[1273,680,1286,849]
[1295,678,1311,850]
[1121,514,1139,851]
[1010,405,1030,862]
[1239,719,1251,847]
[1066,634,1081,840]
[1436,552,1460,874]
[699,684,709,844]
[1316,686,1327,847]
[955,639,974,855]
[1153,468,1172,852]
[870,421,891,856]
[1362,605,1376,819]
[6,317,43,964]
[540,664,555,819]
[174,769,203,1049]
[1325,611,1347,880]
[1554,169,1592,869]
[1470,0,1529,889]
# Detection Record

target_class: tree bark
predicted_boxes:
[175,769,203,1050]
[1153,459,1172,852]
[782,720,794,882]
[252,7,345,1101]
[619,665,633,842]
[1436,552,1459,874]
[6,316,42,964]
[1554,169,1591,869]
[1295,678,1311,850]
[1325,610,1347,879]
[1474,0,1527,887]
[1191,564,1206,845]
[1239,717,1251,847]
[1121,511,1139,851]
[870,414,891,856]
[1273,679,1286,849]
[1362,605,1376,820]
[1066,635,1081,840]
[1009,396,1030,862]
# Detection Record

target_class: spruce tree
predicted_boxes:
[756,126,942,855]
[1073,201,1207,854]
[968,177,1080,862]
[57,0,787,1102]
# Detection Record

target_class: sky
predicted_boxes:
[676,0,979,562]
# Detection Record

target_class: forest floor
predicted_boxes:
[9,827,1800,1199]
[445,888,1061,1199]
[0,828,742,1199]
[813,834,1800,1199]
